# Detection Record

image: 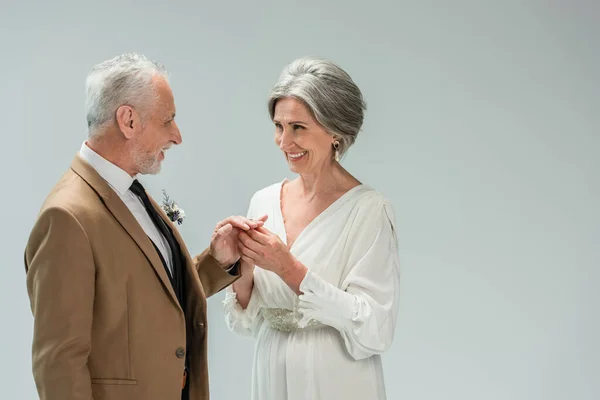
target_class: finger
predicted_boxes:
[246,216,267,229]
[214,218,231,230]
[238,240,260,260]
[211,224,232,244]
[228,216,255,230]
[252,214,268,226]
[238,231,263,253]
[246,228,271,245]
[255,226,274,236]
[215,223,233,237]
[238,215,268,229]
[221,215,268,230]
[215,216,250,231]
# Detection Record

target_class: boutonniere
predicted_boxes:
[161,190,186,225]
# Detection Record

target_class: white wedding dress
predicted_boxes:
[223,180,400,400]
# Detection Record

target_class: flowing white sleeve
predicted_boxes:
[297,198,400,360]
[222,195,264,337]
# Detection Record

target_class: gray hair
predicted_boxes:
[85,53,168,137]
[267,56,366,157]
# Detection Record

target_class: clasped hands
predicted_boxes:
[209,214,295,277]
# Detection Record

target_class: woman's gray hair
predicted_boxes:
[267,56,366,157]
[85,53,168,137]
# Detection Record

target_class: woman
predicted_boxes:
[223,56,400,400]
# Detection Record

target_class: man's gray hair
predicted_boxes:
[267,56,366,157]
[85,53,168,137]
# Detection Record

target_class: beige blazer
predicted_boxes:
[24,155,238,400]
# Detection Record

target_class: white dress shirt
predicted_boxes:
[79,142,173,275]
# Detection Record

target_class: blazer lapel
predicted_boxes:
[70,155,181,310]
[147,196,208,301]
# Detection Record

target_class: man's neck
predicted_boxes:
[86,137,136,177]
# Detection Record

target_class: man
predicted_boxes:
[24,53,262,400]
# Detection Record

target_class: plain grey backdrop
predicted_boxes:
[1,0,598,399]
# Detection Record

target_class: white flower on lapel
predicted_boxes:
[161,189,186,225]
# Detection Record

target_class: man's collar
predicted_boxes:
[78,141,135,196]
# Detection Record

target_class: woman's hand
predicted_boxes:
[238,227,307,294]
[209,215,268,267]
[238,227,292,274]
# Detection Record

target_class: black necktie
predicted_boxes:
[129,179,190,391]
[129,179,185,307]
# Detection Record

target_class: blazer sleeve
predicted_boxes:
[193,248,239,298]
[25,206,96,400]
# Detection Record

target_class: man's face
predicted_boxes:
[132,75,181,175]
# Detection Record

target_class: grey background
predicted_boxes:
[1,0,598,399]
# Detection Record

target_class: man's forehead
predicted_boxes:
[152,74,171,93]
[152,75,175,107]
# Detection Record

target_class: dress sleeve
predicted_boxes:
[297,197,400,360]
[223,193,265,337]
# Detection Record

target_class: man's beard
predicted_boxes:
[133,146,163,175]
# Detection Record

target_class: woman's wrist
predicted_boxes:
[279,255,308,295]
[233,277,253,297]
[233,268,254,291]
[232,277,254,309]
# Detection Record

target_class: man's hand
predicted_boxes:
[209,215,268,267]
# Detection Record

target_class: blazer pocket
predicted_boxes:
[91,378,137,385]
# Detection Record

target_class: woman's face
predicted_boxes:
[273,97,335,175]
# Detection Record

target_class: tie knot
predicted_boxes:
[129,179,146,198]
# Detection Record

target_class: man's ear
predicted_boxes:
[116,105,141,139]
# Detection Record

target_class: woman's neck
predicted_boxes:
[295,162,358,201]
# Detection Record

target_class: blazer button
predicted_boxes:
[176,347,186,358]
